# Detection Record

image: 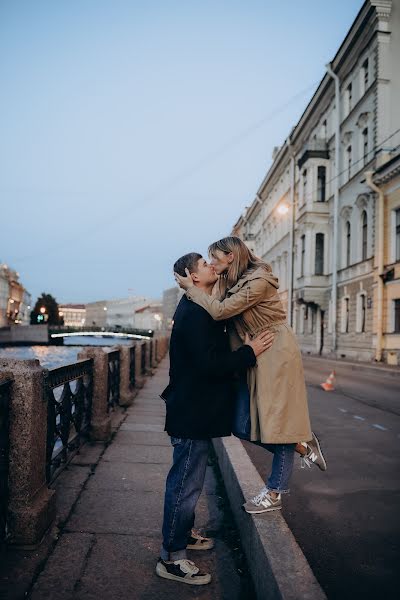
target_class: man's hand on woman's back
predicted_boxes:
[245,331,275,357]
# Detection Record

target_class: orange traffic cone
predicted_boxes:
[321,370,335,391]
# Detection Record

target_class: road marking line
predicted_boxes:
[353,415,365,421]
[339,408,348,413]
[372,424,387,431]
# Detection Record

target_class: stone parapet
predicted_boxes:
[0,359,56,546]
[77,348,112,442]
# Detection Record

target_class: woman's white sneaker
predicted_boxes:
[242,487,282,514]
[156,558,211,585]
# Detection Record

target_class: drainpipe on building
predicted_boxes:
[326,62,340,354]
[286,136,296,327]
[365,172,385,362]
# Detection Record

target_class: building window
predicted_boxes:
[345,83,352,115]
[396,208,400,261]
[302,169,307,204]
[363,128,369,165]
[361,58,369,94]
[356,293,367,333]
[346,221,351,267]
[300,305,306,334]
[317,166,326,202]
[341,297,350,333]
[321,119,327,139]
[308,306,314,334]
[315,233,324,275]
[362,211,368,261]
[394,299,400,333]
[347,145,352,179]
[300,235,305,277]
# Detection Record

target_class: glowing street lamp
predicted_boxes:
[40,307,46,314]
[277,204,289,216]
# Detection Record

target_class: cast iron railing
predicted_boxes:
[0,379,11,542]
[141,343,146,375]
[129,346,136,387]
[107,350,120,411]
[44,360,93,483]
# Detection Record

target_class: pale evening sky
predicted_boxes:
[0,0,363,304]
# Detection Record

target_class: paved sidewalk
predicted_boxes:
[28,359,250,600]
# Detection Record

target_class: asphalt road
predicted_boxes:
[242,357,400,600]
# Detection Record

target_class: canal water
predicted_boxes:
[0,336,134,369]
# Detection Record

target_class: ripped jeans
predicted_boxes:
[233,375,295,494]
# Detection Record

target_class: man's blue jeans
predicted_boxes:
[233,375,295,494]
[161,437,210,561]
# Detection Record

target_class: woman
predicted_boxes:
[175,236,326,514]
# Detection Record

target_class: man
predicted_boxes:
[156,252,274,585]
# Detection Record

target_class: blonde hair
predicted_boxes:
[208,236,271,296]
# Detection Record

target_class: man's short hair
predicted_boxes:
[173,253,202,277]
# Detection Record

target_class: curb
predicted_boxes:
[302,354,400,377]
[212,436,326,600]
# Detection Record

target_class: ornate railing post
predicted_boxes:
[77,348,111,442]
[0,360,56,545]
[117,346,136,407]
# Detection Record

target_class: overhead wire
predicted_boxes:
[10,78,321,263]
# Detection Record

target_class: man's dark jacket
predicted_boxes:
[161,295,256,439]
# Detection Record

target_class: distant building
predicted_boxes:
[59,304,86,328]
[0,263,31,327]
[85,300,108,328]
[85,297,159,329]
[134,303,163,332]
[162,287,183,330]
[105,297,150,329]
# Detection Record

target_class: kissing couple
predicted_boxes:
[156,236,326,585]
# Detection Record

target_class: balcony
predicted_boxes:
[297,138,329,169]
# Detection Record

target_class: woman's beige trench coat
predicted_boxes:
[186,267,312,444]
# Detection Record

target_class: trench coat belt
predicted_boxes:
[248,320,287,339]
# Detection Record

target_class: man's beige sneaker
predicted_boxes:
[186,529,215,550]
[242,487,282,514]
[156,558,211,585]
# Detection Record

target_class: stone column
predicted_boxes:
[0,359,56,546]
[118,345,136,407]
[77,348,111,442]
[145,340,152,373]
[134,342,145,388]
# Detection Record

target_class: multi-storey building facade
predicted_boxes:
[85,297,160,330]
[233,0,400,363]
[0,263,31,327]
[58,304,86,328]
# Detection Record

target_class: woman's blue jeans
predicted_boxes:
[233,375,295,494]
[161,437,210,561]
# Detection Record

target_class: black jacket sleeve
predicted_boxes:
[180,307,256,378]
